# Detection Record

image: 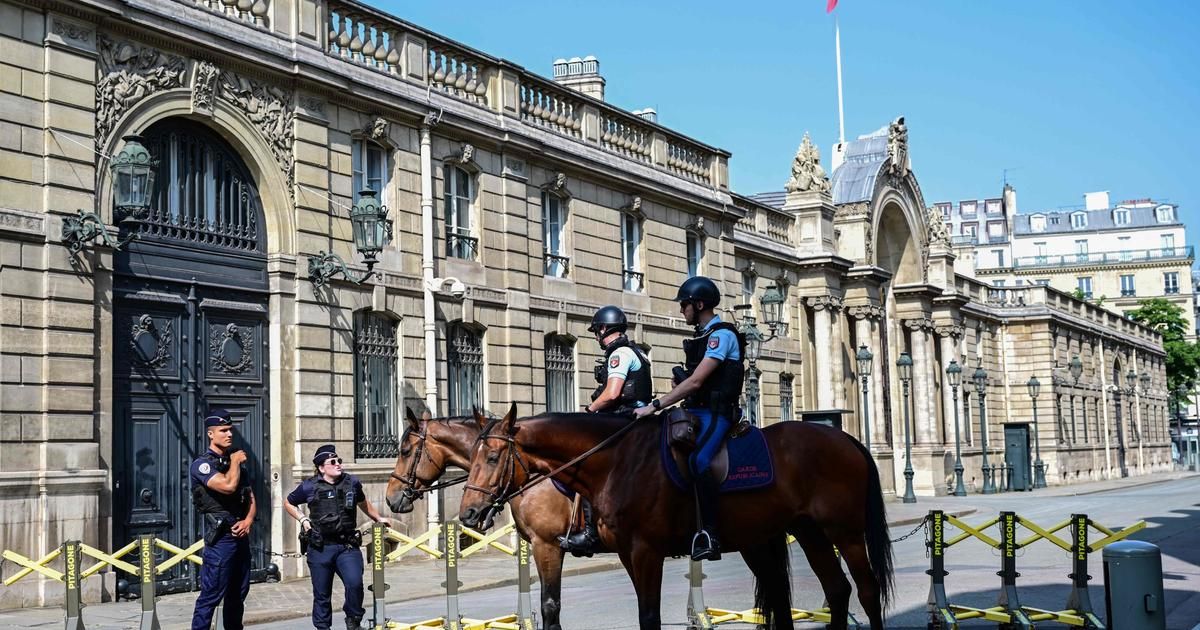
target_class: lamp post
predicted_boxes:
[1070,354,1084,445]
[1140,371,1151,443]
[857,344,873,452]
[1115,371,1132,478]
[308,189,393,286]
[736,305,765,427]
[63,135,156,254]
[1028,376,1046,489]
[897,352,916,503]
[947,360,966,496]
[974,361,996,494]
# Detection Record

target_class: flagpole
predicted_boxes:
[835,14,845,146]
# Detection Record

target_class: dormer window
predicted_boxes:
[1156,204,1175,223]
[1071,212,1087,229]
[1113,208,1131,226]
[1030,214,1046,232]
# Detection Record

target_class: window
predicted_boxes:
[1161,234,1175,255]
[1015,279,1024,286]
[1156,205,1175,223]
[780,374,794,422]
[1036,278,1050,286]
[1113,208,1131,225]
[1030,215,1046,232]
[444,165,476,259]
[447,324,484,416]
[354,312,400,459]
[993,279,1006,287]
[621,212,643,291]
[987,222,1005,239]
[742,271,756,305]
[962,223,978,238]
[1120,275,1136,297]
[542,192,568,277]
[1034,241,1047,262]
[1165,272,1180,295]
[686,231,704,277]
[961,201,977,217]
[352,140,389,205]
[1071,212,1087,229]
[939,204,951,220]
[991,249,1006,267]
[545,336,575,412]
[1077,277,1093,298]
[1075,239,1089,261]
[985,199,1001,215]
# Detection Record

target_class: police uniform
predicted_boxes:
[190,410,252,630]
[287,446,367,630]
[590,336,653,412]
[682,315,745,476]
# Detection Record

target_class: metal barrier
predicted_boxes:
[369,521,536,630]
[927,510,1146,629]
[2,534,204,630]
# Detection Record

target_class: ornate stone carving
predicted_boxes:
[886,116,909,176]
[863,220,875,263]
[903,317,934,332]
[369,115,389,140]
[298,94,327,119]
[97,37,187,146]
[805,295,843,312]
[130,315,173,369]
[51,18,92,44]
[622,195,643,218]
[210,323,254,374]
[191,61,220,114]
[934,322,964,339]
[0,208,46,237]
[545,171,569,194]
[783,132,831,194]
[926,206,950,248]
[835,202,870,220]
[423,110,442,128]
[217,70,294,186]
[847,304,884,321]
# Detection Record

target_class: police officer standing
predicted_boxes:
[284,445,391,630]
[634,277,744,562]
[190,408,255,630]
[560,305,653,557]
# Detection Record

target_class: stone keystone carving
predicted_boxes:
[96,37,187,146]
[369,115,389,140]
[887,116,909,176]
[191,61,220,115]
[926,206,950,248]
[784,132,831,194]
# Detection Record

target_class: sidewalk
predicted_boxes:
[0,469,1191,630]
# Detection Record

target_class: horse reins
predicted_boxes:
[390,422,468,500]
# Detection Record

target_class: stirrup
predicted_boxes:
[690,530,721,561]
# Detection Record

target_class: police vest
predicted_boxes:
[591,336,653,411]
[191,452,249,519]
[681,322,746,415]
[309,475,359,537]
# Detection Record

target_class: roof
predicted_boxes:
[746,128,890,210]
[1013,204,1181,235]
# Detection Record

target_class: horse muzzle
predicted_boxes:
[460,504,497,531]
[386,489,416,514]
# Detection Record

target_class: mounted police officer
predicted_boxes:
[190,408,255,630]
[634,276,744,562]
[284,445,391,630]
[560,305,653,556]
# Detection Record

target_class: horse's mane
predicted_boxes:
[519,412,650,443]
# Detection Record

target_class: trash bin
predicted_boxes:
[1103,540,1165,630]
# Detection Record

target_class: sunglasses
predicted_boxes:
[323,458,343,466]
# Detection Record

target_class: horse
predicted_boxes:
[382,409,590,630]
[457,404,894,630]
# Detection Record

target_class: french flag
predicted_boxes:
[827,0,838,13]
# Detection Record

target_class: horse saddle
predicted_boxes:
[661,409,774,493]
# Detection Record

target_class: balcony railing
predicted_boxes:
[623,269,645,292]
[1012,246,1194,269]
[951,235,978,246]
[1120,289,1137,297]
[322,0,727,189]
[544,253,570,278]
[446,229,478,260]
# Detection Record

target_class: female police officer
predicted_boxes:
[285,445,391,630]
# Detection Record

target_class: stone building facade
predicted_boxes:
[0,0,1172,607]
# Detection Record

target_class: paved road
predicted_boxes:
[256,477,1200,630]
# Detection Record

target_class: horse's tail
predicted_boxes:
[752,534,794,629]
[852,438,895,609]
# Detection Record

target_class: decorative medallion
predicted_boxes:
[210,322,254,374]
[129,314,173,369]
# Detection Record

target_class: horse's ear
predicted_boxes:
[502,409,519,436]
[506,402,517,422]
[473,406,488,428]
[405,407,419,426]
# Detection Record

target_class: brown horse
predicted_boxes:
[458,405,894,630]
[382,410,588,630]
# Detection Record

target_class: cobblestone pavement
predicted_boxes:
[0,470,1192,630]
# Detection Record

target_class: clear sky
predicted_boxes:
[376,0,1200,249]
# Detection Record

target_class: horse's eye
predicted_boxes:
[486,454,499,464]
[400,448,410,457]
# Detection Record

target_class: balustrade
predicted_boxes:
[429,47,489,105]
[520,80,583,138]
[191,0,269,28]
[599,114,652,163]
[667,139,712,184]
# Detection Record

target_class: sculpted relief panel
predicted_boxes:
[97,36,187,147]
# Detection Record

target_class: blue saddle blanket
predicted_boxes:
[661,423,774,493]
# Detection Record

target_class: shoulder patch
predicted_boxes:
[610,356,620,368]
[198,462,211,475]
[708,337,720,349]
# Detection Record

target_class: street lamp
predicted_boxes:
[1069,354,1083,444]
[947,360,966,496]
[308,189,393,287]
[897,352,916,503]
[1141,371,1152,442]
[63,135,155,254]
[736,305,765,426]
[857,344,873,452]
[1028,376,1046,489]
[974,361,996,494]
[759,285,788,338]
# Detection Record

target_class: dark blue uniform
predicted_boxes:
[190,449,252,630]
[288,474,367,630]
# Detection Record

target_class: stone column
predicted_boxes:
[831,305,846,410]
[907,319,935,444]
[937,323,964,446]
[849,305,883,443]
[807,296,842,410]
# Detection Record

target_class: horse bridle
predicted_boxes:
[389,421,467,503]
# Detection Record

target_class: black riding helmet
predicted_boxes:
[588,305,628,334]
[674,276,721,311]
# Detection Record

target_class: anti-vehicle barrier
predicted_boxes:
[368,521,536,630]
[927,510,1146,629]
[2,534,205,630]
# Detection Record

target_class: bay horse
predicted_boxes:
[382,410,586,630]
[458,405,894,630]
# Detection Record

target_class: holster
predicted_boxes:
[307,528,326,551]
[203,513,233,546]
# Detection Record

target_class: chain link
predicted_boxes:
[252,545,305,559]
[891,515,928,545]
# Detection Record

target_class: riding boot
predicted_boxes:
[559,499,602,557]
[691,471,722,562]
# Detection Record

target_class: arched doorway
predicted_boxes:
[112,118,272,591]
[874,201,921,448]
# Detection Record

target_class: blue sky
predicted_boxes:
[378,0,1200,248]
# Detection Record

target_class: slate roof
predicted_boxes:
[1013,204,1180,235]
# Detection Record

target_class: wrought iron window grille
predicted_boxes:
[544,253,570,277]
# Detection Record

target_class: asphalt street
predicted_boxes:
[255,477,1200,630]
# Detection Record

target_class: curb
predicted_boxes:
[1064,472,1197,497]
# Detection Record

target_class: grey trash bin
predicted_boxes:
[1103,540,1165,630]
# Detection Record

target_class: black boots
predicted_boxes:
[559,499,602,557]
[691,471,721,562]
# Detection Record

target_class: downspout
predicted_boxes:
[420,117,441,538]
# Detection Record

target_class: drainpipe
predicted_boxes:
[420,115,441,539]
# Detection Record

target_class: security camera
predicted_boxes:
[448,279,466,298]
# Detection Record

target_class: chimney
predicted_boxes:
[552,55,605,101]
[632,108,657,124]
[1002,183,1017,216]
[1084,191,1110,211]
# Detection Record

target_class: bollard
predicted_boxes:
[63,541,84,630]
[443,521,462,630]
[138,535,161,630]
[1103,540,1165,630]
[516,538,536,630]
[370,523,388,630]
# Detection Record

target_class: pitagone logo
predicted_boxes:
[141,538,153,584]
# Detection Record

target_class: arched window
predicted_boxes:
[545,336,575,412]
[444,165,476,259]
[447,323,484,416]
[354,311,400,459]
